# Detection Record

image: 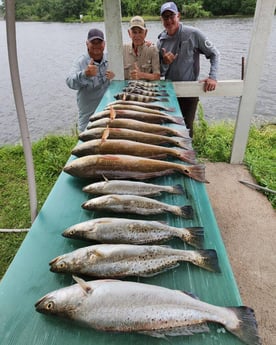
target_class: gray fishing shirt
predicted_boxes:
[66,52,110,131]
[157,23,220,81]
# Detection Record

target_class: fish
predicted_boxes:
[82,179,185,196]
[114,92,169,103]
[63,154,208,183]
[128,81,166,91]
[123,86,169,97]
[89,108,184,125]
[85,117,190,138]
[127,80,163,89]
[108,99,175,112]
[62,217,204,248]
[79,127,191,149]
[81,194,194,219]
[35,278,261,345]
[71,139,196,164]
[49,244,220,277]
[105,103,171,115]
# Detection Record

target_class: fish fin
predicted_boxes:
[72,275,93,294]
[101,127,110,143]
[139,322,210,337]
[225,307,261,345]
[102,174,109,182]
[193,249,221,272]
[180,164,209,183]
[172,184,185,195]
[179,205,194,219]
[164,107,175,112]
[183,227,205,249]
[172,117,185,125]
[110,106,116,120]
[178,149,197,164]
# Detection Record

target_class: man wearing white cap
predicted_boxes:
[157,2,220,137]
[123,16,160,81]
[66,28,115,132]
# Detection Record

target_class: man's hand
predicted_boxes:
[106,70,115,80]
[85,59,98,77]
[130,63,140,80]
[162,48,178,65]
[200,78,217,92]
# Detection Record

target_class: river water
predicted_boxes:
[0,17,275,145]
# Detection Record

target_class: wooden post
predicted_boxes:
[103,0,124,80]
[230,0,276,164]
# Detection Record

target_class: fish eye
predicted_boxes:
[58,261,66,269]
[69,230,75,236]
[46,301,54,310]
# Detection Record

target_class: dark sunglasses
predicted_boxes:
[162,13,176,20]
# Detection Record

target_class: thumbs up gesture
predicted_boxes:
[130,63,140,80]
[85,58,98,77]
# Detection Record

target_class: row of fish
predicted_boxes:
[35,80,260,344]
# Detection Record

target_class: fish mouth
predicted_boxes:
[34,295,48,311]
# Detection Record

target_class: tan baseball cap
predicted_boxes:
[129,16,146,30]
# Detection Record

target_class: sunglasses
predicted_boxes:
[162,13,176,20]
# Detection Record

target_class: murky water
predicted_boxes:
[0,16,275,145]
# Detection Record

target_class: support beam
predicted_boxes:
[173,80,244,97]
[103,0,124,80]
[230,0,276,164]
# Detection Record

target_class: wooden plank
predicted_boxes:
[231,0,276,163]
[173,80,244,97]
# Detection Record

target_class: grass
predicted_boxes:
[0,115,275,279]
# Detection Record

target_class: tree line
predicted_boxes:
[0,0,257,22]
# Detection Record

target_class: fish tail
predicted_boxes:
[179,164,209,183]
[178,149,197,164]
[159,97,169,102]
[195,249,221,272]
[226,306,261,345]
[171,117,185,125]
[171,136,192,149]
[178,205,193,219]
[172,184,185,195]
[184,227,204,249]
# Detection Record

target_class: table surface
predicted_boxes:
[0,81,245,345]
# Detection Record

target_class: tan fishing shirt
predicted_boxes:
[123,43,160,80]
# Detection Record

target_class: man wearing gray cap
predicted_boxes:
[123,16,160,81]
[157,2,220,137]
[66,28,115,132]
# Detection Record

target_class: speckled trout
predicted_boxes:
[108,99,175,112]
[82,179,185,196]
[49,244,220,276]
[71,139,196,164]
[81,194,193,219]
[35,278,261,345]
[63,154,207,183]
[78,127,191,149]
[62,218,204,248]
[85,118,190,138]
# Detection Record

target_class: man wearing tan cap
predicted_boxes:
[123,16,160,81]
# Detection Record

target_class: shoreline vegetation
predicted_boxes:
[0,110,275,279]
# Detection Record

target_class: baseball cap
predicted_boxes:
[129,16,146,30]
[87,28,104,42]
[160,2,179,15]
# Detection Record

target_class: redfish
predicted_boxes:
[63,154,207,183]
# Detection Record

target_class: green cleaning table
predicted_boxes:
[0,81,245,345]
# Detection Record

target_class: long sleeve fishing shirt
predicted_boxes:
[157,23,220,82]
[66,52,110,131]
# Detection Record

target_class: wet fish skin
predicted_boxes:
[108,99,175,112]
[82,180,185,196]
[123,86,169,97]
[62,218,204,248]
[63,154,208,183]
[114,92,168,103]
[86,118,190,139]
[81,194,194,219]
[90,108,184,125]
[49,244,220,277]
[71,139,196,164]
[35,279,261,345]
[79,127,191,149]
